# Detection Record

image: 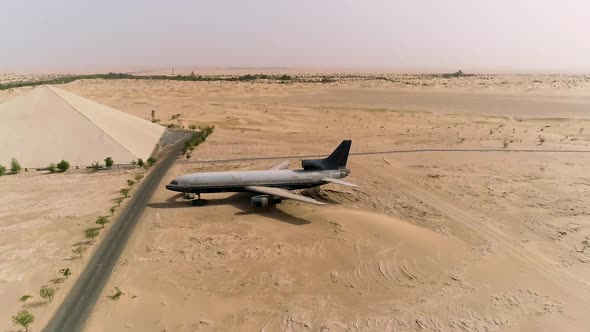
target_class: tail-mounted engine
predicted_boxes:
[301,140,351,170]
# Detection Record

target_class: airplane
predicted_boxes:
[165,140,357,207]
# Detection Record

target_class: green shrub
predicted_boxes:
[12,310,34,332]
[127,179,135,186]
[147,157,156,166]
[0,165,6,176]
[91,162,100,172]
[120,188,130,198]
[11,158,21,174]
[137,158,144,167]
[48,163,57,173]
[57,160,70,172]
[96,216,110,228]
[39,286,56,302]
[104,157,113,168]
[59,268,72,279]
[84,227,101,242]
[19,295,32,302]
[182,125,215,154]
[108,286,124,300]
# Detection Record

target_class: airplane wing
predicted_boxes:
[244,186,325,205]
[268,160,290,170]
[322,177,358,187]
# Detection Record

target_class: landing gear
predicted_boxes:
[190,193,207,206]
[183,192,195,200]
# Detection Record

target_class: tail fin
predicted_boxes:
[302,140,351,170]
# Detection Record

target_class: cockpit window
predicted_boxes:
[170,180,178,185]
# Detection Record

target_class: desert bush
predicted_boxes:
[110,206,116,215]
[48,163,57,173]
[147,157,156,166]
[188,124,197,130]
[0,164,6,176]
[108,287,124,300]
[442,70,465,78]
[11,158,21,174]
[104,157,113,168]
[59,268,72,279]
[57,160,70,172]
[73,246,87,259]
[91,162,100,172]
[19,294,32,302]
[96,216,110,228]
[39,286,56,302]
[127,179,135,186]
[130,160,137,167]
[120,188,130,198]
[182,125,215,153]
[134,174,143,181]
[84,227,101,242]
[12,310,34,332]
[137,158,144,167]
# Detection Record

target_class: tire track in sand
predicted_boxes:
[390,170,590,306]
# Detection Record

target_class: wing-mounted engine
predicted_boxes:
[251,195,283,207]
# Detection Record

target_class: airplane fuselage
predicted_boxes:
[166,168,349,194]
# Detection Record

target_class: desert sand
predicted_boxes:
[3,74,590,331]
[0,167,149,332]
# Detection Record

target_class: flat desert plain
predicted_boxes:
[0,167,147,331]
[3,74,590,331]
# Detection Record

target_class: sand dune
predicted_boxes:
[3,74,590,331]
[56,76,589,331]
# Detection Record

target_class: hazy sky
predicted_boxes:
[1,0,589,73]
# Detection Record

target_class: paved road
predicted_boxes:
[181,148,590,164]
[43,137,187,332]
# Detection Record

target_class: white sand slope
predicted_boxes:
[0,85,165,168]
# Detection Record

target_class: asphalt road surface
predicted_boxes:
[43,137,187,332]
